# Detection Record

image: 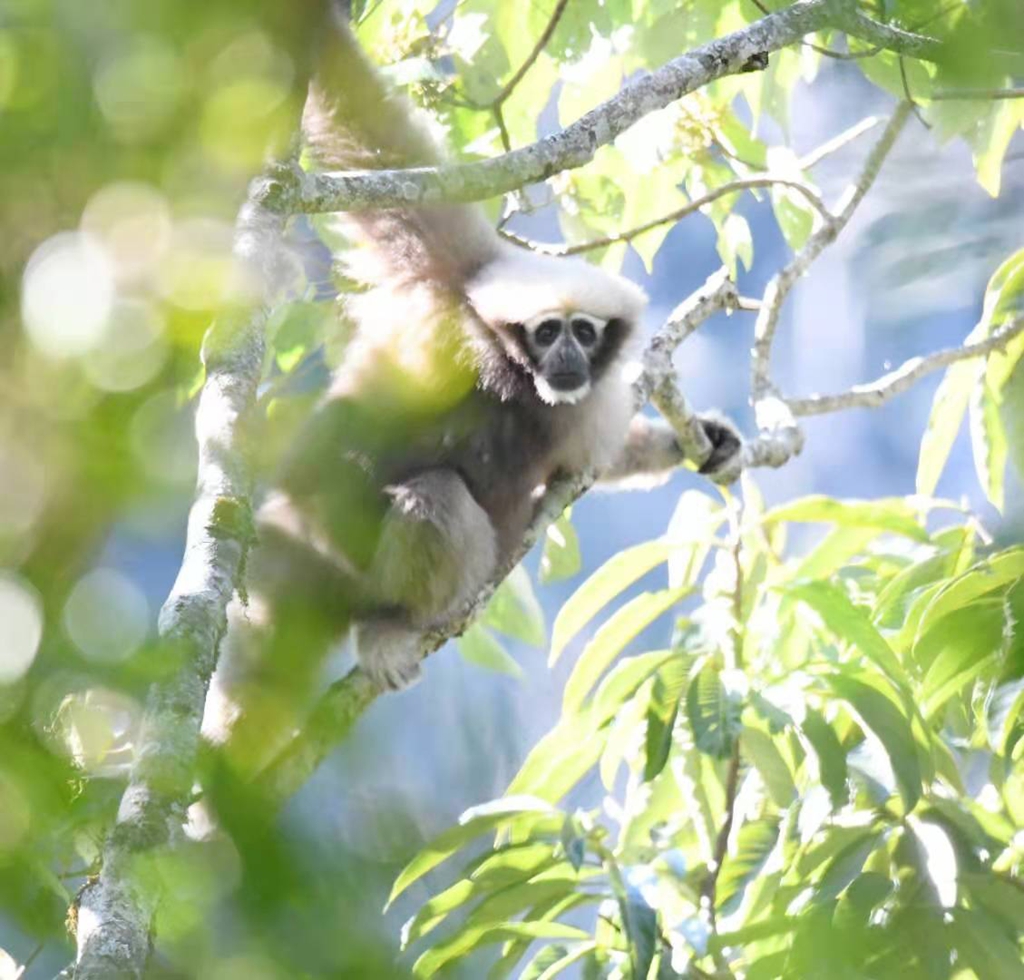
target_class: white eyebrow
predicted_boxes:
[567,312,608,333]
[523,312,566,334]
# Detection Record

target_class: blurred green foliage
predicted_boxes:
[0,0,1023,976]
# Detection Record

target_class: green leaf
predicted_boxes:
[458,625,524,679]
[717,818,780,912]
[521,943,598,980]
[590,650,676,729]
[550,539,672,665]
[685,662,743,759]
[505,718,604,803]
[618,878,657,980]
[971,99,1024,197]
[717,211,753,277]
[827,674,922,811]
[413,920,593,979]
[644,655,688,781]
[1000,355,1024,483]
[764,495,929,542]
[799,709,848,809]
[949,907,1024,980]
[969,380,1009,512]
[916,358,980,496]
[483,565,546,648]
[741,725,796,807]
[914,548,1024,645]
[919,604,1005,719]
[986,678,1024,756]
[389,797,557,906]
[772,187,814,253]
[787,580,909,689]
[563,587,687,713]
[811,829,881,905]
[540,511,582,584]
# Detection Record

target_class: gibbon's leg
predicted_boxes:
[600,413,744,488]
[201,528,353,779]
[356,469,498,690]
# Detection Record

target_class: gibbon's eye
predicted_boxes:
[571,318,598,346]
[534,319,562,347]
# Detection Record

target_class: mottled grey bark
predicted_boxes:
[72,175,293,980]
[262,0,938,215]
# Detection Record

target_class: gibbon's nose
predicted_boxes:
[546,341,588,390]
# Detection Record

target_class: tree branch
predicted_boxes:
[786,316,1024,416]
[751,101,912,404]
[491,0,570,108]
[71,172,293,980]
[281,0,939,214]
[502,176,830,256]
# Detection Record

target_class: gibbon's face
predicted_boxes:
[520,310,615,405]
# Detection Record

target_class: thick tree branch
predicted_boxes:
[71,175,293,980]
[786,316,1024,416]
[279,0,939,214]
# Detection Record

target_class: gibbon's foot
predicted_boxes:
[696,412,744,483]
[354,619,425,692]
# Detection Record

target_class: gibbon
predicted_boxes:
[201,7,740,775]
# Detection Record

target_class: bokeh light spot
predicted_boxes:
[81,182,172,282]
[93,36,183,142]
[0,439,47,537]
[82,299,169,392]
[157,219,234,311]
[0,574,43,684]
[63,567,149,663]
[130,390,198,485]
[21,232,115,358]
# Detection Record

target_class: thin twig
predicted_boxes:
[750,101,912,404]
[786,316,1024,416]
[502,176,830,256]
[700,502,746,938]
[929,88,1024,101]
[798,115,881,170]
[491,0,569,107]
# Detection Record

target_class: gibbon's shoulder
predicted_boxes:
[466,242,648,330]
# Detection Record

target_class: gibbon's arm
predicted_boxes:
[599,413,744,488]
[302,11,501,288]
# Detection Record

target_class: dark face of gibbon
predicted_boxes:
[515,311,629,405]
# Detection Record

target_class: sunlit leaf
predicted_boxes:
[827,674,922,811]
[686,662,742,759]
[644,655,688,781]
[741,725,796,807]
[799,709,848,809]
[550,540,672,665]
[389,797,558,905]
[458,625,524,679]
[717,818,780,912]
[563,587,687,713]
[540,511,582,584]
[483,564,546,648]
[787,580,909,689]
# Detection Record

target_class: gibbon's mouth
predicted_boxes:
[535,374,591,405]
[548,372,588,391]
